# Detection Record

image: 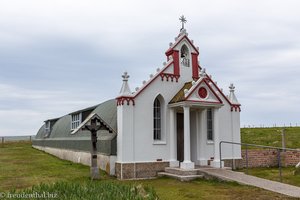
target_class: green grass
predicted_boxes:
[295,167,300,175]
[237,167,300,187]
[5,181,158,200]
[136,177,295,200]
[0,142,92,190]
[237,127,300,188]
[241,127,300,149]
[0,142,297,200]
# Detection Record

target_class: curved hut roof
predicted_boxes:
[35,99,117,140]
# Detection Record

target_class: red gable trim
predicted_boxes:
[133,60,175,98]
[165,35,199,55]
[184,78,223,104]
[205,75,241,112]
[206,75,240,107]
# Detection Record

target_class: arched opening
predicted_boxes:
[180,44,190,67]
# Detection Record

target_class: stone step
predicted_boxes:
[165,167,199,176]
[157,172,203,181]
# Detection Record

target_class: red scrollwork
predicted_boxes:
[159,73,180,82]
[116,97,135,106]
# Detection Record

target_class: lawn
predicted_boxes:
[0,142,297,200]
[241,127,300,149]
[237,167,300,187]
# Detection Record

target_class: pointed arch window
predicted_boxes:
[153,98,161,140]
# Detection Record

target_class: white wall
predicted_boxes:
[33,145,117,175]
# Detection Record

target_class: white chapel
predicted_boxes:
[34,17,241,179]
[115,17,241,178]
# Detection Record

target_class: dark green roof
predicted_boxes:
[35,99,117,139]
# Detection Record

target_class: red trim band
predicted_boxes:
[116,97,135,106]
[160,73,180,82]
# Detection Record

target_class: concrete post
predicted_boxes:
[281,129,286,151]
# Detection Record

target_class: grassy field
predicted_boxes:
[237,167,300,187]
[241,127,300,149]
[0,142,296,200]
[7,181,158,200]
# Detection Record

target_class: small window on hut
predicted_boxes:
[71,113,82,130]
[45,121,50,133]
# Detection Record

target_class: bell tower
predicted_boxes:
[165,16,200,81]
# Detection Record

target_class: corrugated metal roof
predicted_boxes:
[68,104,99,115]
[44,117,60,122]
[35,99,117,139]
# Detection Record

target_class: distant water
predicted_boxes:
[0,135,35,142]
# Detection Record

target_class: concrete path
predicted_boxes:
[197,168,300,198]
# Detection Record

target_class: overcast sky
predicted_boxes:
[0,0,300,136]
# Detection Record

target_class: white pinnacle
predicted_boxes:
[228,83,239,104]
[119,72,132,96]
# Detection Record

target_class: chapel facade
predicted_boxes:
[33,19,241,179]
[115,25,241,179]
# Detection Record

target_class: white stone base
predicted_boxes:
[169,160,180,167]
[196,159,208,166]
[210,160,224,168]
[180,161,195,169]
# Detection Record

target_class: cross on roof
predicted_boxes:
[122,71,130,81]
[229,83,235,91]
[179,15,187,30]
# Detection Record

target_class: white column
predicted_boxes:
[169,108,179,167]
[211,108,223,168]
[198,109,208,166]
[180,105,195,169]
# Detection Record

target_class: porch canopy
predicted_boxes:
[168,78,224,169]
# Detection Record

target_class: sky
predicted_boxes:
[0,0,300,136]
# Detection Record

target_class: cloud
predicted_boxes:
[0,0,300,135]
[0,83,109,136]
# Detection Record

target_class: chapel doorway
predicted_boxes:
[177,113,184,162]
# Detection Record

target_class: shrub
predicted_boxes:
[294,167,300,176]
[5,181,158,200]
